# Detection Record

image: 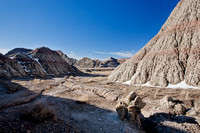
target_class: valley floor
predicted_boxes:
[0,70,200,132]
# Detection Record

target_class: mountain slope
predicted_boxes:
[28,47,80,76]
[0,53,27,78]
[5,48,32,57]
[108,0,200,87]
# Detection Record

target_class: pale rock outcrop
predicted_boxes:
[116,92,146,128]
[108,0,200,87]
[160,96,186,115]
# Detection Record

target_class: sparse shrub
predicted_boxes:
[21,104,54,123]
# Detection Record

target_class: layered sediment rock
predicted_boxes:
[108,0,200,87]
[56,50,77,65]
[5,48,32,57]
[74,57,101,68]
[12,53,46,77]
[1,47,81,78]
[0,53,27,78]
[28,47,80,76]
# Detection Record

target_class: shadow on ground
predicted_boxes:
[0,80,199,133]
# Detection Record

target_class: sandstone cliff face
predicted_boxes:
[0,53,27,78]
[108,0,200,87]
[28,47,80,76]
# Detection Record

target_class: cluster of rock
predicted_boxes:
[0,47,81,78]
[160,96,186,115]
[108,0,200,87]
[116,92,146,128]
[142,95,200,133]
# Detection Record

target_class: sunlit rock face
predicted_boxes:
[28,47,81,76]
[1,47,81,78]
[108,0,200,87]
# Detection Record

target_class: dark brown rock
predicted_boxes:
[0,53,27,78]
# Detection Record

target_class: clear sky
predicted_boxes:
[0,0,180,60]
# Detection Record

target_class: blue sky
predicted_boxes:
[0,0,180,60]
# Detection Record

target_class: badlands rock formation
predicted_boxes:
[28,47,80,76]
[101,57,120,68]
[0,53,27,78]
[12,53,46,77]
[1,47,81,78]
[109,0,200,87]
[74,57,102,68]
[56,50,77,65]
[74,57,124,68]
[5,48,32,57]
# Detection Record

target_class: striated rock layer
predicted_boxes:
[56,50,77,65]
[108,0,200,87]
[28,47,80,76]
[1,47,81,78]
[5,48,32,57]
[0,53,27,78]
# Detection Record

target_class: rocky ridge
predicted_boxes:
[0,53,27,78]
[1,47,81,78]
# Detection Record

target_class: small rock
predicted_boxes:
[173,104,186,115]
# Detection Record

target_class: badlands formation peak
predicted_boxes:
[108,0,200,87]
[0,47,80,78]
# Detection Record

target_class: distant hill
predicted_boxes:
[74,57,128,68]
[5,48,32,57]
[2,47,81,78]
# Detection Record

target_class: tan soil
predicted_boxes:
[0,70,200,132]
